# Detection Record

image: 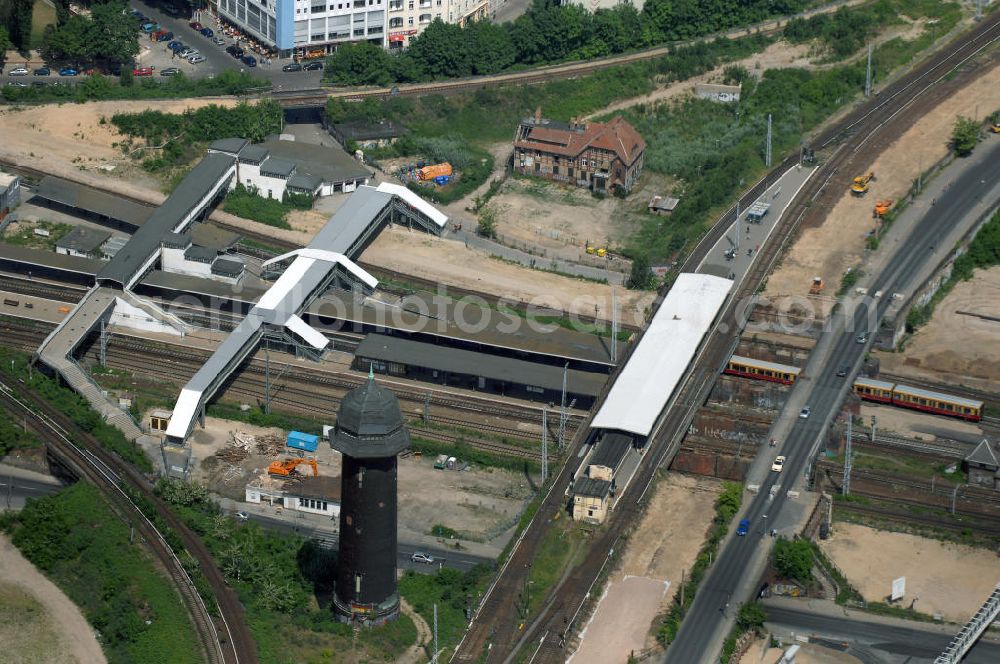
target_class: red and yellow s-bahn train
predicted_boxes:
[852,377,983,422]
[724,355,983,422]
[724,355,801,385]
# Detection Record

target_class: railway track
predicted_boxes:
[0,379,258,664]
[454,12,1000,663]
[0,315,586,434]
[834,501,1000,538]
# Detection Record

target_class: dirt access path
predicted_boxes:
[0,535,106,664]
[820,522,1000,622]
[398,598,432,664]
[569,474,722,662]
[765,57,1000,309]
[876,266,1000,394]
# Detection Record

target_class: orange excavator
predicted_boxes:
[873,199,893,218]
[851,172,875,196]
[268,458,318,477]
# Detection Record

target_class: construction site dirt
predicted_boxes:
[185,416,535,557]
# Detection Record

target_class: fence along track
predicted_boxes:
[0,382,230,664]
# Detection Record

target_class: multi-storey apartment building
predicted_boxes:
[215,0,386,57]
[386,0,488,48]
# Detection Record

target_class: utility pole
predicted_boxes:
[843,417,853,496]
[951,484,959,515]
[765,114,773,167]
[264,341,272,415]
[865,43,873,97]
[611,287,618,364]
[422,392,431,424]
[99,319,108,368]
[558,363,568,450]
[542,411,550,475]
[976,0,983,21]
[870,415,877,444]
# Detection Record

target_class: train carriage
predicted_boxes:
[853,377,894,404]
[724,355,801,385]
[890,384,983,422]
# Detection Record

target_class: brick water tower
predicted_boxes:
[330,370,410,625]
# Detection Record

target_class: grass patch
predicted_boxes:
[222,184,293,229]
[849,451,964,484]
[0,483,202,663]
[522,520,587,617]
[30,0,57,50]
[2,220,72,250]
[398,565,492,662]
[0,406,39,457]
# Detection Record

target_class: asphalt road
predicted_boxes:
[0,474,64,509]
[763,602,1000,663]
[240,511,494,573]
[664,137,1000,663]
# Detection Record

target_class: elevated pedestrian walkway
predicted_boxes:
[36,286,143,440]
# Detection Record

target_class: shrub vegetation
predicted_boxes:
[0,483,201,663]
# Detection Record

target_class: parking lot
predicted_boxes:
[1,2,323,91]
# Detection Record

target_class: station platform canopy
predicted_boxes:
[589,273,732,437]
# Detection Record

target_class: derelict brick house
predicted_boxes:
[513,109,646,194]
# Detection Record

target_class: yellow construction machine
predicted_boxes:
[851,172,875,196]
[268,458,319,477]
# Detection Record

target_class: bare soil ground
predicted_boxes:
[185,416,533,547]
[740,638,862,664]
[765,60,1000,309]
[483,177,635,262]
[570,576,668,664]
[570,473,721,662]
[362,226,657,326]
[876,267,1000,394]
[0,535,106,664]
[0,98,237,193]
[819,522,1000,622]
[859,403,984,440]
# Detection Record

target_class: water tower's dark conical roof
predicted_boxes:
[330,374,410,458]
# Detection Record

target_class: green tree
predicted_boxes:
[0,26,13,65]
[477,203,499,239]
[626,253,656,290]
[465,20,515,75]
[773,537,814,583]
[42,14,93,62]
[407,20,471,79]
[89,1,140,64]
[5,0,34,52]
[325,41,393,86]
[952,116,980,157]
[736,602,767,632]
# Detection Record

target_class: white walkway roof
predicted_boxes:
[375,182,449,228]
[590,273,732,437]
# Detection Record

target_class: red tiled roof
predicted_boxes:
[514,116,645,165]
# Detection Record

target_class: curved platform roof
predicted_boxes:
[590,273,732,437]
